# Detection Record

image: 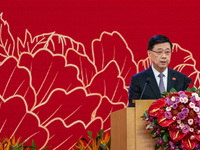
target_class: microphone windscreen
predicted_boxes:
[146,77,151,84]
[186,77,192,83]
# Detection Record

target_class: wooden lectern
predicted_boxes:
[111,100,157,150]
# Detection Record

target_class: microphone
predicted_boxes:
[140,77,151,99]
[186,77,200,92]
[186,77,192,84]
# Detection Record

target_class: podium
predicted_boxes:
[111,100,157,150]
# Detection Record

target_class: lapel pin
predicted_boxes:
[172,77,176,80]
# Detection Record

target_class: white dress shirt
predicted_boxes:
[151,65,168,92]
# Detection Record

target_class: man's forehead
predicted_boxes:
[153,42,171,49]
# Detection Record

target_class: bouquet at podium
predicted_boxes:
[143,87,200,150]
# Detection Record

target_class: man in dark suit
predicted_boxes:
[128,35,189,107]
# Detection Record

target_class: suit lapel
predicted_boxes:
[167,68,176,92]
[145,67,161,99]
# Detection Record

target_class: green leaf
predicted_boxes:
[155,143,160,150]
[152,134,157,138]
[165,132,169,137]
[80,138,89,143]
[141,110,149,121]
[154,118,158,124]
[162,133,169,142]
[164,145,169,150]
[169,88,177,93]
[17,141,27,148]
[151,130,157,138]
[198,92,200,97]
[32,140,36,150]
[191,87,198,92]
[160,130,165,134]
[87,130,93,140]
[144,110,149,117]
[150,130,156,135]
[98,129,104,139]
[186,87,191,92]
[162,91,168,97]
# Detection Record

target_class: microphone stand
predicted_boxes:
[140,77,151,99]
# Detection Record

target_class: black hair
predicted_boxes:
[148,35,173,50]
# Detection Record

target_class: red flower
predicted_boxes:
[182,133,197,150]
[148,98,175,127]
[148,98,166,117]
[157,111,175,127]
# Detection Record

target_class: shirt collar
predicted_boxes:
[151,65,168,77]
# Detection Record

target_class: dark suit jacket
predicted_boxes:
[128,67,189,107]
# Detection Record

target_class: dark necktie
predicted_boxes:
[158,73,165,93]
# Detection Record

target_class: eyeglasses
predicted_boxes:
[151,50,171,56]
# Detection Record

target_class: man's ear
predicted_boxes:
[147,50,151,57]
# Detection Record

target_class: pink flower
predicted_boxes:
[188,119,194,125]
[192,93,200,101]
[189,102,195,108]
[178,91,185,95]
[166,107,172,111]
[177,120,181,124]
[182,125,190,134]
[178,112,186,120]
[171,96,176,102]
[165,97,174,105]
[183,97,188,104]
[194,106,200,112]
[165,111,172,119]
[172,103,178,109]
[181,108,189,115]
[191,96,196,103]
[192,93,199,98]
[180,97,184,103]
[179,123,185,128]
[192,93,198,96]
[172,116,177,120]
[190,128,194,132]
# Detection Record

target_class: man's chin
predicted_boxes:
[160,63,168,68]
[158,66,168,72]
[160,66,167,69]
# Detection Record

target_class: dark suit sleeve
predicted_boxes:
[128,75,141,107]
[182,73,189,90]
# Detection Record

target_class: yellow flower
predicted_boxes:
[76,139,86,149]
[0,142,3,150]
[103,132,110,144]
[0,136,27,150]
[74,129,111,150]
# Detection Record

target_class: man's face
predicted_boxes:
[148,42,171,72]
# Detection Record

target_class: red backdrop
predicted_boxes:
[0,0,200,149]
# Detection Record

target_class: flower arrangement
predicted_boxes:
[73,129,111,150]
[0,136,50,150]
[142,87,200,150]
